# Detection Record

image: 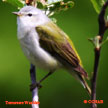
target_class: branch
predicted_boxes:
[91,1,108,108]
[30,64,39,108]
[27,1,39,108]
[26,0,34,5]
[25,0,37,6]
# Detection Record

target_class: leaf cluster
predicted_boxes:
[2,0,74,17]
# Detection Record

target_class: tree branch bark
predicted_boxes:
[30,64,39,108]
[91,1,108,108]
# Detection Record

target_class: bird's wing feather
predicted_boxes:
[36,21,87,77]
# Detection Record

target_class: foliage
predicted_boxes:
[2,0,25,8]
[90,0,106,14]
[2,0,74,17]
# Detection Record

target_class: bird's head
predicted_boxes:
[13,6,49,27]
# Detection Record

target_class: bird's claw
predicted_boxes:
[30,82,42,91]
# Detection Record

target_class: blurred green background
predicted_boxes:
[0,0,108,108]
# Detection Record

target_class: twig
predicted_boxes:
[25,0,34,5]
[26,0,36,6]
[25,0,46,6]
[30,64,39,108]
[91,1,108,108]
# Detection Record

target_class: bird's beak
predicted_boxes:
[12,12,22,16]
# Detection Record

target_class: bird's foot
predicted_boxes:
[30,82,42,91]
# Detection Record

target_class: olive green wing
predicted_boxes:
[36,21,87,77]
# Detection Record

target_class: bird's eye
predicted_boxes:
[28,13,32,17]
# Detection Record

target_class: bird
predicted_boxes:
[13,6,91,95]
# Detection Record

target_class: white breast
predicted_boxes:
[18,28,60,71]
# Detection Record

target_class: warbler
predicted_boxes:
[13,6,91,95]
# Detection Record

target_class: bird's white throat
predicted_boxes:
[17,12,49,39]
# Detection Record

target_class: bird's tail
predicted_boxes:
[77,74,91,96]
[68,65,91,96]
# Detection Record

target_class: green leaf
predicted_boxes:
[90,0,101,14]
[37,1,44,9]
[88,36,100,48]
[47,0,63,4]
[50,18,57,23]
[101,36,108,46]
[47,1,74,15]
[90,0,107,14]
[2,0,25,8]
[99,0,105,6]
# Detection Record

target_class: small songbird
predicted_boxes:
[13,6,91,95]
